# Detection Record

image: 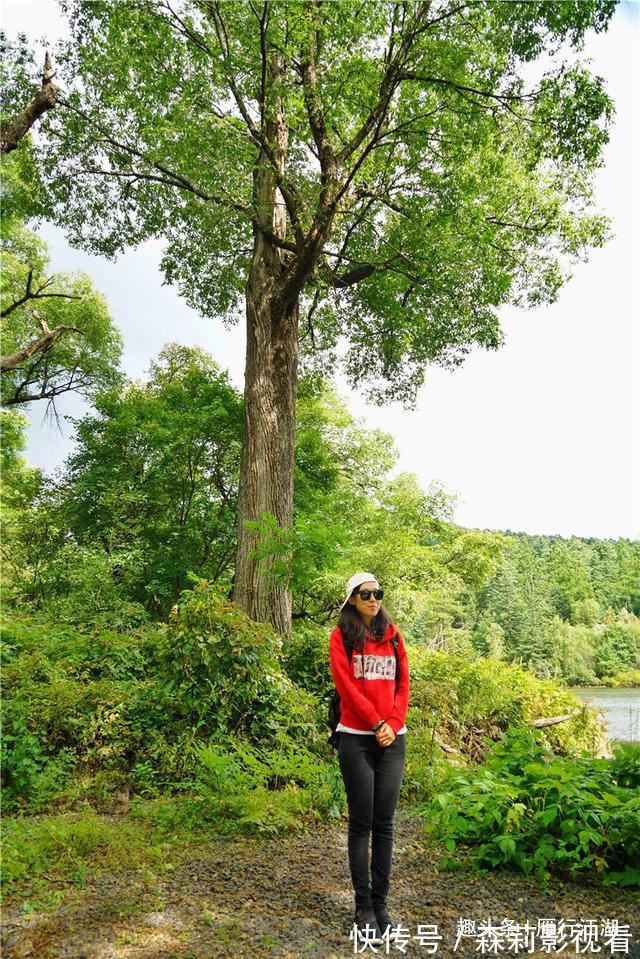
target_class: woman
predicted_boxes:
[329,571,410,943]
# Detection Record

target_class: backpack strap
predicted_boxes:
[391,633,400,686]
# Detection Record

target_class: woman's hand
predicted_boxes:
[375,722,396,747]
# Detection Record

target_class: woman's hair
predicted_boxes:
[338,586,392,651]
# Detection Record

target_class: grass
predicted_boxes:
[1,798,216,907]
[0,785,331,913]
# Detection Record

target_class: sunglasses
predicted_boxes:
[355,589,384,601]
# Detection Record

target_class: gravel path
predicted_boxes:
[2,805,639,959]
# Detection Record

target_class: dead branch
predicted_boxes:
[1,52,58,153]
[525,711,582,729]
[1,312,84,372]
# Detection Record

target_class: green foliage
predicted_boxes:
[407,647,604,761]
[57,344,242,618]
[159,579,318,742]
[2,812,130,890]
[0,410,43,606]
[281,620,332,700]
[1,602,325,814]
[599,669,640,689]
[400,726,450,804]
[7,341,636,695]
[15,0,614,406]
[1,615,182,811]
[595,621,640,679]
[473,534,640,683]
[609,741,640,790]
[193,730,346,834]
[0,32,49,226]
[1,345,244,620]
[16,541,149,627]
[246,378,502,630]
[424,728,640,887]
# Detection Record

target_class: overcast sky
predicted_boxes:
[4,0,640,540]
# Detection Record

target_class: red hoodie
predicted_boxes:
[329,622,410,735]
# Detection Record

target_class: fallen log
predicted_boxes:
[525,711,582,728]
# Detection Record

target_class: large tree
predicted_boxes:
[10,0,615,631]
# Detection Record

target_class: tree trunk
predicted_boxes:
[232,50,298,634]
[233,285,299,633]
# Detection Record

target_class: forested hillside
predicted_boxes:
[445,531,640,686]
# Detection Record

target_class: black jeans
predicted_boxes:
[338,732,406,910]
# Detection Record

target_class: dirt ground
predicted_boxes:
[2,805,639,959]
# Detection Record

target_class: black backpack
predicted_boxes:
[327,630,400,749]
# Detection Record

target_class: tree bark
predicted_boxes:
[232,50,299,634]
[234,283,299,633]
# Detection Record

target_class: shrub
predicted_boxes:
[189,729,346,833]
[424,727,640,887]
[158,580,319,743]
[282,621,331,698]
[599,668,640,688]
[0,614,223,810]
[407,647,605,757]
[401,726,450,803]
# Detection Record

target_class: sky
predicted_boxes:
[4,0,640,541]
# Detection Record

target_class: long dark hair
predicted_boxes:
[338,585,392,651]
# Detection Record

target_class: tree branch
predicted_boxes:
[336,2,444,165]
[1,312,85,373]
[299,2,336,175]
[396,70,538,107]
[1,270,83,319]
[198,0,306,243]
[525,712,583,728]
[1,51,58,153]
[54,97,255,217]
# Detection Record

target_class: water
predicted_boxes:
[572,686,640,742]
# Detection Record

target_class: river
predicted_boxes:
[572,686,640,742]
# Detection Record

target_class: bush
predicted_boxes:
[1,615,183,811]
[158,580,319,742]
[282,620,331,698]
[598,668,640,688]
[407,647,605,758]
[1,609,298,811]
[4,540,149,629]
[610,741,640,789]
[1,587,327,813]
[423,727,640,887]
[192,731,345,835]
[401,726,450,803]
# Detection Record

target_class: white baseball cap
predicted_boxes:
[339,572,380,610]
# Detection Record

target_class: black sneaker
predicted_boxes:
[353,907,384,944]
[374,902,394,934]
